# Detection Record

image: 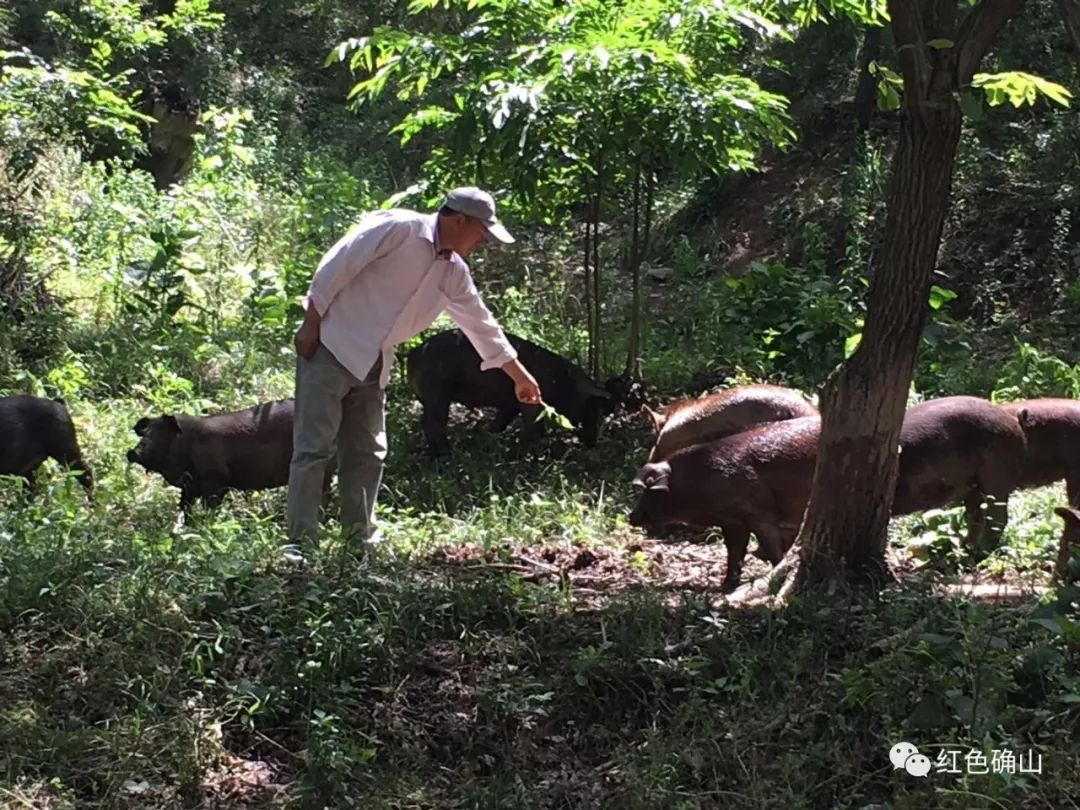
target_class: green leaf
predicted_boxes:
[1031,617,1063,635]
[928,285,957,310]
[844,332,863,359]
[973,71,1073,109]
[1032,75,1073,107]
[229,144,254,164]
[958,91,984,121]
[536,403,574,431]
[876,82,901,112]
[926,38,954,50]
[869,61,902,85]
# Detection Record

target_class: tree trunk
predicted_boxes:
[795,88,964,586]
[592,152,604,379]
[781,0,1025,594]
[583,181,595,379]
[626,159,643,381]
[853,25,883,132]
[636,172,655,381]
[1057,0,1080,74]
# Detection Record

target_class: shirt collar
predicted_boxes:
[425,212,453,259]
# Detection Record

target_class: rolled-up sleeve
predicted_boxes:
[443,262,518,370]
[305,215,411,316]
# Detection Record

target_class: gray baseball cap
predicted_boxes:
[442,187,515,244]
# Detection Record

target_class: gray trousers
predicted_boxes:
[287,344,387,544]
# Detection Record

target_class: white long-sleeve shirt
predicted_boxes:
[303,208,518,388]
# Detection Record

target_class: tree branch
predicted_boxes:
[956,0,1028,83]
[1057,0,1080,75]
[888,0,932,104]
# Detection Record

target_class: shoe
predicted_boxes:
[280,543,308,566]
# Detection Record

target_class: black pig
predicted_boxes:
[406,329,613,455]
[128,399,331,513]
[0,395,93,497]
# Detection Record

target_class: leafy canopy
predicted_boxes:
[330,0,796,220]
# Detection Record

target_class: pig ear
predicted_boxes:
[633,464,670,492]
[134,417,150,436]
[162,414,181,434]
[641,404,667,433]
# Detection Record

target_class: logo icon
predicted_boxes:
[890,742,931,777]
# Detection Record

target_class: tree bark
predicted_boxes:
[784,0,1026,593]
[626,158,643,381]
[1057,0,1080,74]
[795,82,964,586]
[583,178,595,379]
[592,152,604,379]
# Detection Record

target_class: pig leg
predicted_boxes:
[773,527,799,564]
[54,450,93,497]
[964,490,987,554]
[419,394,452,456]
[191,470,230,511]
[70,458,94,497]
[179,487,197,515]
[1067,474,1080,509]
[720,523,751,592]
[50,422,93,496]
[981,494,1010,553]
[752,523,787,566]
[1053,506,1080,583]
[964,490,1009,558]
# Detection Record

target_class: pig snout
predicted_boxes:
[628,502,670,533]
[628,486,663,531]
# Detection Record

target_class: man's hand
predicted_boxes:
[514,377,542,405]
[294,305,322,360]
[502,358,542,405]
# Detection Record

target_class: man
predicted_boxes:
[285,187,542,554]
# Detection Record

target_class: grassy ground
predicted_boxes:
[2,379,1079,809]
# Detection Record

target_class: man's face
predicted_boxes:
[446,213,489,257]
[459,214,490,256]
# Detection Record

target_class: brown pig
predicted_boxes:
[630,395,1028,589]
[642,384,817,462]
[629,416,821,591]
[893,396,1027,555]
[997,399,1080,505]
